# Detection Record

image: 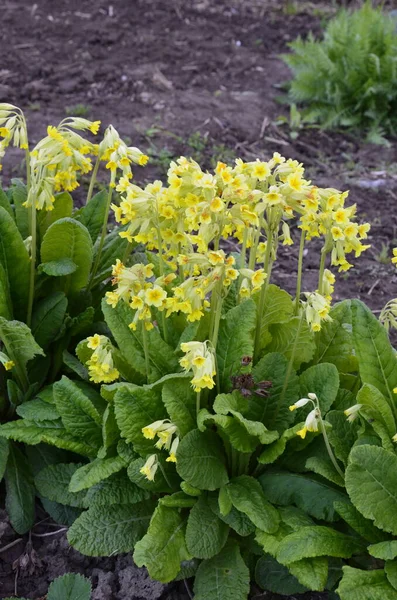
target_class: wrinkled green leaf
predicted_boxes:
[227,475,279,533]
[68,501,154,556]
[35,462,87,508]
[345,444,397,535]
[162,378,196,438]
[75,189,108,241]
[186,495,229,559]
[266,316,315,369]
[134,504,190,582]
[69,456,126,493]
[47,573,92,600]
[337,567,397,600]
[217,299,256,391]
[5,444,35,534]
[176,429,229,491]
[31,292,67,348]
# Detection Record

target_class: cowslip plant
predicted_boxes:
[0,104,148,534]
[283,3,397,143]
[0,152,375,598]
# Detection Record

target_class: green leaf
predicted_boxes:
[11,179,29,239]
[89,228,128,288]
[276,526,362,564]
[227,475,280,533]
[258,423,304,465]
[134,504,190,582]
[5,444,35,534]
[386,560,397,591]
[345,444,397,535]
[0,438,9,482]
[266,316,315,369]
[337,567,397,600]
[101,299,147,378]
[74,189,108,241]
[0,317,44,388]
[251,352,300,432]
[305,456,344,487]
[186,495,229,559]
[352,299,397,410]
[194,540,250,600]
[176,429,229,491]
[85,470,149,507]
[68,501,154,556]
[47,573,92,600]
[257,284,294,352]
[0,185,14,217]
[217,299,256,391]
[31,292,67,348]
[255,554,307,595]
[39,258,77,276]
[311,300,357,372]
[334,500,386,543]
[369,540,397,560]
[0,419,96,457]
[159,491,196,508]
[162,378,196,438]
[287,557,329,591]
[357,383,396,438]
[0,263,12,319]
[114,386,166,455]
[16,398,60,421]
[41,217,93,293]
[0,206,30,319]
[326,410,359,466]
[35,463,87,508]
[54,376,102,450]
[259,471,347,521]
[40,498,81,526]
[207,495,255,537]
[63,350,89,381]
[69,456,126,492]
[38,191,73,239]
[299,362,339,414]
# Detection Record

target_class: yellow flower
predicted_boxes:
[145,286,167,307]
[89,120,101,135]
[87,334,102,350]
[392,249,397,265]
[252,161,270,181]
[140,454,159,481]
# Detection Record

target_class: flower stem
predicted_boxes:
[86,155,100,204]
[254,233,273,361]
[295,229,305,315]
[142,322,150,383]
[319,416,345,479]
[155,225,168,343]
[87,185,113,290]
[25,149,35,328]
[196,391,201,419]
[318,248,327,295]
[278,310,304,408]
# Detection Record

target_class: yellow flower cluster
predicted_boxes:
[100,125,149,187]
[26,117,101,210]
[0,103,29,170]
[289,394,320,439]
[300,188,370,272]
[179,341,216,392]
[303,291,332,332]
[86,334,119,383]
[105,260,172,330]
[142,419,180,464]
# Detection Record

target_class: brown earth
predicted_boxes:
[0,0,396,597]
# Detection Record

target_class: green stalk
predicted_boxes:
[86,155,100,204]
[25,149,35,328]
[142,322,150,383]
[253,233,273,361]
[87,185,113,290]
[196,391,201,419]
[122,241,133,265]
[155,225,168,343]
[295,229,306,315]
[319,416,344,479]
[318,248,327,294]
[278,311,304,409]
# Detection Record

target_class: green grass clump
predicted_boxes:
[283,3,397,142]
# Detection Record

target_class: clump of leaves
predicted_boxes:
[283,3,397,142]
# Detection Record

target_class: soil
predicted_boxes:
[0,0,396,597]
